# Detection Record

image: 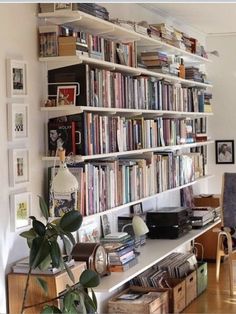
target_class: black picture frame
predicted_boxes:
[130,202,143,215]
[215,140,235,164]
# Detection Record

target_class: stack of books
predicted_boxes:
[140,51,169,73]
[101,232,137,272]
[185,67,203,82]
[12,257,75,275]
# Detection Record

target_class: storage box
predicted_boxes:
[108,286,169,314]
[193,194,220,208]
[185,270,197,306]
[58,37,76,56]
[196,262,208,295]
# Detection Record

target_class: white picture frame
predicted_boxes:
[57,85,76,106]
[8,148,29,187]
[6,59,28,98]
[7,103,29,141]
[10,191,31,231]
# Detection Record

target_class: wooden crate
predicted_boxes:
[193,194,220,208]
[185,270,197,306]
[108,286,169,314]
[196,262,208,295]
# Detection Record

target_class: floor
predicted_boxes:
[184,261,236,313]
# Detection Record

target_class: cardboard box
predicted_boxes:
[58,37,76,56]
[193,194,220,208]
[185,270,197,306]
[108,286,169,314]
[197,262,208,295]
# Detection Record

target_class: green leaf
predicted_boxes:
[59,211,82,233]
[91,288,97,310]
[84,293,97,312]
[64,261,75,283]
[79,270,100,288]
[36,277,48,295]
[50,241,61,268]
[61,234,73,256]
[41,305,62,313]
[64,232,76,246]
[33,219,46,236]
[30,237,50,268]
[20,228,37,239]
[38,254,52,270]
[63,291,79,313]
[77,293,87,314]
[38,195,49,221]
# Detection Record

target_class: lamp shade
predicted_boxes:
[52,162,78,194]
[132,215,149,237]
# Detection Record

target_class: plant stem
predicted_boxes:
[20,266,32,314]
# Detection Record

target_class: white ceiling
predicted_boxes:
[142,3,236,35]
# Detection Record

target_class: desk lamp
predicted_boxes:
[122,215,149,255]
[51,149,78,211]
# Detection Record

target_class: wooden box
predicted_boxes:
[108,286,169,314]
[8,262,86,314]
[185,270,197,306]
[58,36,76,56]
[196,262,208,295]
[193,194,220,208]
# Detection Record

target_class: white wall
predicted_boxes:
[206,34,236,193]
[0,4,44,313]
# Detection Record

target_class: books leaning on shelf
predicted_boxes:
[12,257,75,275]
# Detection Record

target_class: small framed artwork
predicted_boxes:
[101,214,112,237]
[57,85,76,106]
[130,202,143,215]
[8,148,30,187]
[7,103,29,141]
[78,222,100,243]
[6,59,28,97]
[215,140,235,164]
[54,3,72,12]
[10,191,31,231]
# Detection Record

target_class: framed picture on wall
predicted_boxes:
[8,148,30,187]
[10,191,31,231]
[215,140,235,164]
[6,59,28,97]
[54,3,72,12]
[7,103,29,141]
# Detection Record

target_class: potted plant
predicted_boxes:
[19,196,100,313]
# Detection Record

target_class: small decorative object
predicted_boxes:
[8,148,29,187]
[57,85,76,106]
[101,213,112,237]
[71,242,110,277]
[54,3,72,12]
[130,202,143,215]
[10,191,31,231]
[6,59,27,97]
[7,103,29,141]
[215,140,234,164]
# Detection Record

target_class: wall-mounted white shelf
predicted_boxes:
[38,10,211,64]
[41,105,213,119]
[94,218,220,293]
[42,140,214,162]
[40,55,212,89]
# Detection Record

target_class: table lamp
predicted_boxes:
[51,149,79,212]
[122,215,149,255]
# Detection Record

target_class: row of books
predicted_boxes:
[47,113,206,157]
[102,233,137,272]
[48,151,204,217]
[48,64,212,112]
